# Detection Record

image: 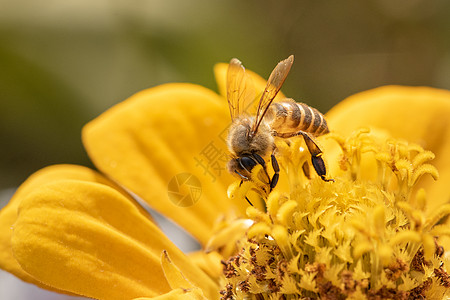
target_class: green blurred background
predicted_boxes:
[1,0,450,191]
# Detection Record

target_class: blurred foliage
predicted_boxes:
[1,0,450,190]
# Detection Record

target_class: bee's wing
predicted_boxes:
[251,55,294,135]
[227,58,256,121]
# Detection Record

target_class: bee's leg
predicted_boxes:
[252,153,266,167]
[299,132,334,182]
[275,130,333,182]
[252,153,279,191]
[252,153,271,188]
[270,154,279,190]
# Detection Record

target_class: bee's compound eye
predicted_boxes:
[239,156,257,172]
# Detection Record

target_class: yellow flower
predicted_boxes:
[1,59,450,299]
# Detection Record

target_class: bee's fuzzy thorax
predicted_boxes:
[227,117,274,157]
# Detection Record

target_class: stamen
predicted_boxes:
[215,129,449,299]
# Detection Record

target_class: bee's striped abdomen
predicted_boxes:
[267,99,329,136]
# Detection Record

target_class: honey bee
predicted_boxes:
[226,55,333,200]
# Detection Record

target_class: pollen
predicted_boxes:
[214,129,450,299]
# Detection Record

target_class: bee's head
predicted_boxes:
[227,155,258,180]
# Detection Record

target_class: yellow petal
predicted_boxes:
[204,218,252,257]
[159,250,217,299]
[83,83,246,245]
[11,179,217,299]
[161,250,194,290]
[134,287,207,300]
[326,86,450,210]
[0,194,37,287]
[0,164,133,294]
[187,250,223,280]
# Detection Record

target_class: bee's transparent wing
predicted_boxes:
[251,55,294,134]
[226,58,256,121]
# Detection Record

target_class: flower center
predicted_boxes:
[213,129,450,299]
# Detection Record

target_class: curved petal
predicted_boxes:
[12,178,218,299]
[187,250,223,280]
[134,287,207,300]
[0,164,133,294]
[82,83,248,245]
[326,85,450,209]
